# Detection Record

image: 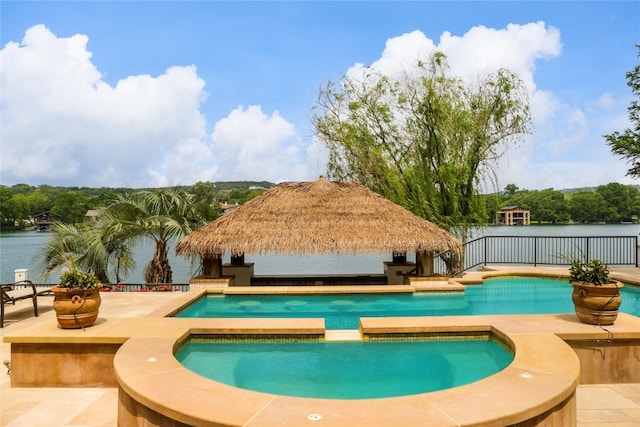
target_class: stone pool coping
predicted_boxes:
[114,318,581,426]
[453,265,640,287]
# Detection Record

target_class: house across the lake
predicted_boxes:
[495,206,530,226]
[32,211,61,231]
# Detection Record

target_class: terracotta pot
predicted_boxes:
[51,286,102,329]
[571,281,623,325]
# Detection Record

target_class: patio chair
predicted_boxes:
[1,280,51,328]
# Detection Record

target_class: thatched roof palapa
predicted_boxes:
[176,176,461,258]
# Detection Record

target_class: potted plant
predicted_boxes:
[569,258,623,325]
[51,257,102,329]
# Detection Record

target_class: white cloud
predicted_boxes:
[0,24,323,187]
[1,24,213,187]
[210,105,314,182]
[346,30,437,80]
[439,22,561,91]
[1,22,634,191]
[347,22,561,94]
[496,93,637,191]
[502,79,638,190]
[597,92,615,110]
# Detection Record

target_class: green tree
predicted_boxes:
[512,188,569,224]
[0,186,16,226]
[605,45,640,178]
[92,189,124,208]
[26,190,55,217]
[37,223,135,284]
[191,181,221,220]
[503,184,520,197]
[568,191,609,223]
[7,194,32,227]
[313,52,532,246]
[51,191,90,223]
[596,183,640,222]
[100,188,207,283]
[10,183,35,194]
[504,189,570,224]
[535,189,569,223]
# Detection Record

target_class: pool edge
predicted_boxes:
[114,321,580,427]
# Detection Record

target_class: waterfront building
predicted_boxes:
[495,206,530,226]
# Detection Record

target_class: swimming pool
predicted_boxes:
[176,334,514,399]
[175,276,640,329]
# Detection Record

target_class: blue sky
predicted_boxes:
[1,1,638,191]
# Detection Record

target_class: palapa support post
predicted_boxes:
[202,254,222,278]
[415,251,434,276]
[384,251,415,285]
[230,253,245,265]
[222,252,254,286]
[392,251,407,264]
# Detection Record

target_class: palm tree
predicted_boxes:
[100,188,206,284]
[38,222,135,284]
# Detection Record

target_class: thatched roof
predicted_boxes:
[176,176,461,257]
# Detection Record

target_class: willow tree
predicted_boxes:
[100,189,206,284]
[313,52,532,252]
[605,45,640,178]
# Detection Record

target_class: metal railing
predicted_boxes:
[99,283,191,292]
[3,283,191,293]
[6,235,637,288]
[438,235,639,273]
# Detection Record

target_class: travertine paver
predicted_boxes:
[577,385,640,426]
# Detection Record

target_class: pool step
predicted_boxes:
[325,329,362,341]
[413,282,466,292]
[407,277,466,292]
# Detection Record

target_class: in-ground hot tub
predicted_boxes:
[176,332,514,399]
[114,319,581,426]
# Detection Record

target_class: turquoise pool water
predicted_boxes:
[176,336,514,399]
[175,277,640,329]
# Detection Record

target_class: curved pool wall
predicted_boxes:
[114,322,580,427]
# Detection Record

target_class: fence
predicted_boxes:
[100,283,191,292]
[5,235,638,289]
[2,283,191,293]
[444,235,639,273]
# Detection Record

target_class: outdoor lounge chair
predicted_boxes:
[1,280,51,328]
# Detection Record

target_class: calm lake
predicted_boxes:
[1,224,638,284]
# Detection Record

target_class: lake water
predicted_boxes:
[1,224,638,284]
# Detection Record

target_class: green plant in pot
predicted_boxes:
[569,258,623,325]
[52,257,102,329]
